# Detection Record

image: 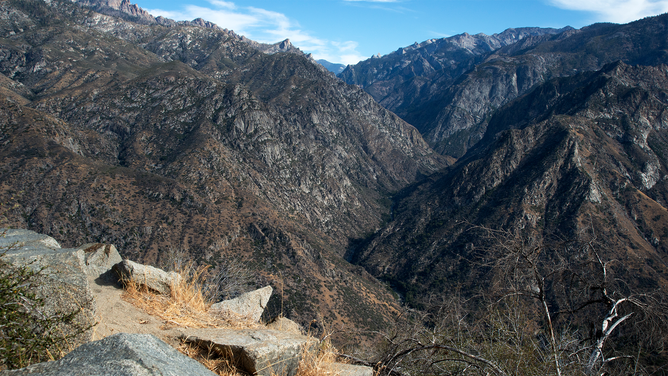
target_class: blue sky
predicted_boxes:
[135,0,668,65]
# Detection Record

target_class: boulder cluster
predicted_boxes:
[0,229,372,376]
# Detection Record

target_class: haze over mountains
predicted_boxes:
[1,0,668,350]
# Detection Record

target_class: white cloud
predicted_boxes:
[146,1,366,65]
[549,0,668,23]
[207,0,235,9]
[428,31,451,39]
[339,53,368,65]
[332,41,359,53]
[330,42,367,65]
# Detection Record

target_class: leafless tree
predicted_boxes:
[338,295,514,376]
[480,226,668,376]
[350,227,668,376]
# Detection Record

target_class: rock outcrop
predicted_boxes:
[0,0,434,333]
[0,229,99,349]
[113,259,181,295]
[333,364,374,376]
[181,329,318,376]
[79,243,123,281]
[266,317,303,334]
[1,333,216,376]
[0,229,360,376]
[211,285,272,322]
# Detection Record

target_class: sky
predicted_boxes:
[133,0,668,65]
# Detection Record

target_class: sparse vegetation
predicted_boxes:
[122,258,347,376]
[0,242,90,370]
[350,227,668,376]
[122,262,262,330]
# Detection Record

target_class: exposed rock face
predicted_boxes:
[352,62,668,305]
[79,243,123,280]
[0,228,97,348]
[1,333,217,376]
[211,285,272,322]
[71,0,304,56]
[342,15,668,159]
[0,0,436,332]
[0,228,61,250]
[113,259,182,295]
[181,329,318,376]
[0,230,321,375]
[339,27,571,156]
[75,0,158,25]
[265,317,302,334]
[340,27,570,94]
[243,37,305,56]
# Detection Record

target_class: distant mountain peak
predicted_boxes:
[279,39,292,49]
[72,0,305,57]
[187,17,221,29]
[316,59,346,74]
[75,0,156,24]
[241,37,304,56]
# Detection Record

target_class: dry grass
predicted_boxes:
[121,264,262,330]
[177,340,245,376]
[295,339,347,376]
[121,264,351,376]
[177,336,347,376]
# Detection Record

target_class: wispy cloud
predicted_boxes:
[548,0,668,23]
[146,0,367,64]
[207,0,235,9]
[342,0,413,14]
[332,41,368,65]
[428,31,451,39]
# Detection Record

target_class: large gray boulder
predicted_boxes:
[211,285,272,322]
[182,328,318,376]
[78,243,123,281]
[0,333,216,376]
[0,228,97,347]
[266,316,303,335]
[0,228,60,250]
[112,259,181,295]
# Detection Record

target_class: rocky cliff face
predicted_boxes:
[0,0,444,333]
[352,61,668,305]
[341,17,668,305]
[72,0,303,56]
[341,15,668,159]
[339,27,570,97]
[339,27,570,156]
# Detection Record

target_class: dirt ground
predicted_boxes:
[88,276,184,348]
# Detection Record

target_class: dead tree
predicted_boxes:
[481,227,668,376]
[345,226,667,376]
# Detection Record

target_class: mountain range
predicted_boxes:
[339,14,668,307]
[2,0,668,350]
[0,0,445,333]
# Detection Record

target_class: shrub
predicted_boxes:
[0,245,86,369]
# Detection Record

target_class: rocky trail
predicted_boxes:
[0,229,373,376]
[89,276,184,347]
